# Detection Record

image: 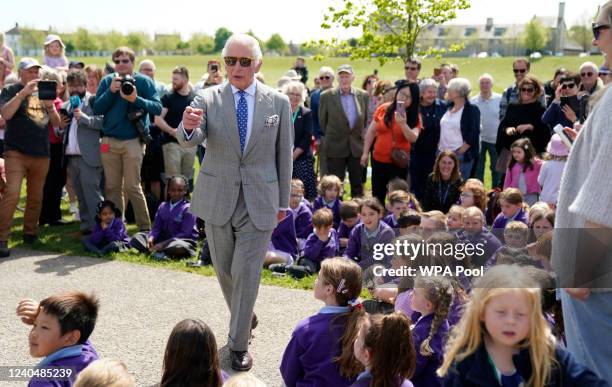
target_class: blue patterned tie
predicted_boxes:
[237,90,248,153]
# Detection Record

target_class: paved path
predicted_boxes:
[0,248,321,386]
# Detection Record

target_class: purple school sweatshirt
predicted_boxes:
[343,222,396,270]
[28,341,99,387]
[455,227,502,267]
[411,314,449,387]
[150,199,198,242]
[271,210,298,258]
[89,218,129,247]
[491,208,528,242]
[382,213,401,237]
[280,307,357,387]
[313,196,342,229]
[303,229,340,263]
[292,201,314,239]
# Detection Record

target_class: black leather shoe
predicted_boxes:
[230,350,253,371]
[50,219,74,226]
[23,234,38,245]
[251,313,258,330]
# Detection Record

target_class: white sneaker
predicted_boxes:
[69,202,78,214]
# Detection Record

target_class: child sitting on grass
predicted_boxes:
[16,291,100,387]
[130,176,198,261]
[81,200,129,256]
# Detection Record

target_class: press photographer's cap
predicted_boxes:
[18,57,41,70]
[595,1,612,25]
[337,64,354,74]
[44,34,65,48]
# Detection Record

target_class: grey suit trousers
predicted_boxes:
[67,156,103,232]
[205,186,273,352]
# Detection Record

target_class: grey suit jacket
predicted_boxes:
[62,93,103,168]
[177,81,293,231]
[318,87,369,158]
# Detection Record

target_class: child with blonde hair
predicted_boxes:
[439,265,606,387]
[74,359,135,387]
[43,34,68,71]
[280,258,365,386]
[314,175,343,228]
[446,205,466,230]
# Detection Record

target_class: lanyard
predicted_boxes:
[439,180,451,205]
[292,109,300,124]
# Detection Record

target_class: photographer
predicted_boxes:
[0,58,61,257]
[93,47,162,232]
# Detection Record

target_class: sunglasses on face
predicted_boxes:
[561,83,576,89]
[600,70,611,76]
[513,68,527,74]
[319,76,331,80]
[520,87,535,93]
[405,66,418,71]
[581,72,594,78]
[592,23,610,40]
[224,56,253,67]
[367,79,377,84]
[113,59,130,65]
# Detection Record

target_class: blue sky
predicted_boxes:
[1,0,603,43]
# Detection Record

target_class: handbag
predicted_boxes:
[390,125,410,169]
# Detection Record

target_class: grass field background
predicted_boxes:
[9,55,602,290]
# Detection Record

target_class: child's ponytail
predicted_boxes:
[415,276,454,356]
[335,298,366,378]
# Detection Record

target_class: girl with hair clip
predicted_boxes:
[314,175,344,229]
[160,319,229,387]
[410,275,454,387]
[280,258,366,386]
[438,265,608,387]
[130,175,199,261]
[503,138,542,206]
[81,200,129,256]
[352,312,416,387]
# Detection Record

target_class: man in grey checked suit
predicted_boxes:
[61,70,104,234]
[177,33,293,371]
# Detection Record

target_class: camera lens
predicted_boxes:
[121,82,134,95]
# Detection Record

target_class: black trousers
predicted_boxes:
[40,143,66,224]
[371,158,408,206]
[410,151,437,201]
[327,156,364,198]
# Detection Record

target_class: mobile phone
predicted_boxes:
[38,80,57,100]
[210,64,218,72]
[553,124,574,148]
[434,68,442,76]
[560,95,580,115]
[395,100,406,117]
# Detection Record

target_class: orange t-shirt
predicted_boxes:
[372,102,421,164]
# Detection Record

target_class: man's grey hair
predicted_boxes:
[222,34,263,63]
[447,77,472,99]
[419,78,439,94]
[579,61,598,72]
[138,59,156,71]
[479,73,494,83]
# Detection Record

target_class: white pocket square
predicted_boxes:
[265,115,279,127]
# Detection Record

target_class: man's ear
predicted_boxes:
[62,330,81,347]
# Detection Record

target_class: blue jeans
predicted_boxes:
[476,141,500,188]
[457,152,474,180]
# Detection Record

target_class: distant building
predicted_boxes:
[4,23,49,57]
[417,2,583,57]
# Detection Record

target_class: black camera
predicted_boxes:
[120,75,136,95]
[127,109,152,145]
